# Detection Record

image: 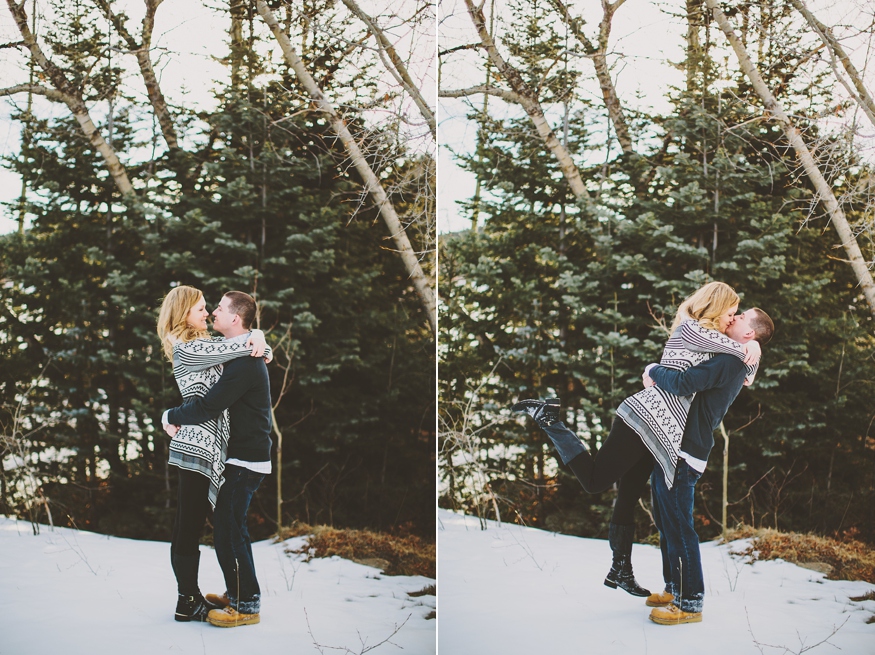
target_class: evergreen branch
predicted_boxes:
[439,84,522,104]
[0,40,25,49]
[0,303,47,361]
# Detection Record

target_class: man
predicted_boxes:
[164,291,272,628]
[644,308,774,625]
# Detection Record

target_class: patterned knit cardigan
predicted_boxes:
[168,335,272,509]
[616,320,757,489]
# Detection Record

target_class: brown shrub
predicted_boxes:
[276,522,436,579]
[725,525,875,584]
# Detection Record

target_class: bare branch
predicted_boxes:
[5,0,134,195]
[439,84,522,104]
[705,0,875,318]
[340,0,435,139]
[439,42,480,57]
[90,0,180,151]
[459,0,590,200]
[548,0,633,154]
[788,0,875,130]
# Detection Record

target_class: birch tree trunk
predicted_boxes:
[340,0,435,139]
[6,0,134,196]
[441,0,589,202]
[705,0,875,317]
[787,0,875,130]
[92,0,179,150]
[548,0,633,155]
[255,0,436,334]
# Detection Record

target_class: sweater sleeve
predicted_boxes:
[679,320,744,358]
[173,335,272,373]
[679,319,758,385]
[167,359,252,425]
[650,354,745,397]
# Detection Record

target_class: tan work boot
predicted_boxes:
[207,606,260,628]
[645,590,674,607]
[204,592,231,608]
[649,603,702,625]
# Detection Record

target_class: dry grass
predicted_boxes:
[276,523,436,579]
[724,525,875,584]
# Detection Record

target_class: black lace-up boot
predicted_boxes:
[175,593,211,622]
[604,522,651,597]
[173,552,214,621]
[511,398,561,428]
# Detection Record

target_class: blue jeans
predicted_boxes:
[214,464,265,614]
[651,459,704,613]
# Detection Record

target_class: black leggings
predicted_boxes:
[170,468,211,556]
[542,417,654,525]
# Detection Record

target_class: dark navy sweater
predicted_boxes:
[168,356,272,463]
[649,353,747,462]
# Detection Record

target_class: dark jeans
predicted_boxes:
[542,418,654,525]
[214,464,265,614]
[651,459,704,613]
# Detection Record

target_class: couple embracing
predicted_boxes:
[514,281,774,624]
[156,286,273,627]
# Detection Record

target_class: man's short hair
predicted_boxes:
[749,307,774,345]
[224,291,257,330]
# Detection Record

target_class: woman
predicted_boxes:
[156,285,271,622]
[513,282,760,599]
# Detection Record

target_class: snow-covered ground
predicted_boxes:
[438,509,875,655]
[0,517,435,655]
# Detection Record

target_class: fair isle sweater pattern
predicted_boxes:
[168,336,272,509]
[616,320,757,490]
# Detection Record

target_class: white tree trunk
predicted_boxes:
[549,0,633,155]
[705,0,875,317]
[255,0,436,334]
[788,0,875,130]
[459,0,589,201]
[93,0,179,150]
[340,0,435,139]
[6,0,134,196]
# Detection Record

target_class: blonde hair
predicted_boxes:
[156,285,210,361]
[670,281,740,332]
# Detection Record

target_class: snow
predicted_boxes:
[437,509,875,655]
[0,517,435,655]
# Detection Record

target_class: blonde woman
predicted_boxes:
[513,282,772,599]
[156,285,271,622]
